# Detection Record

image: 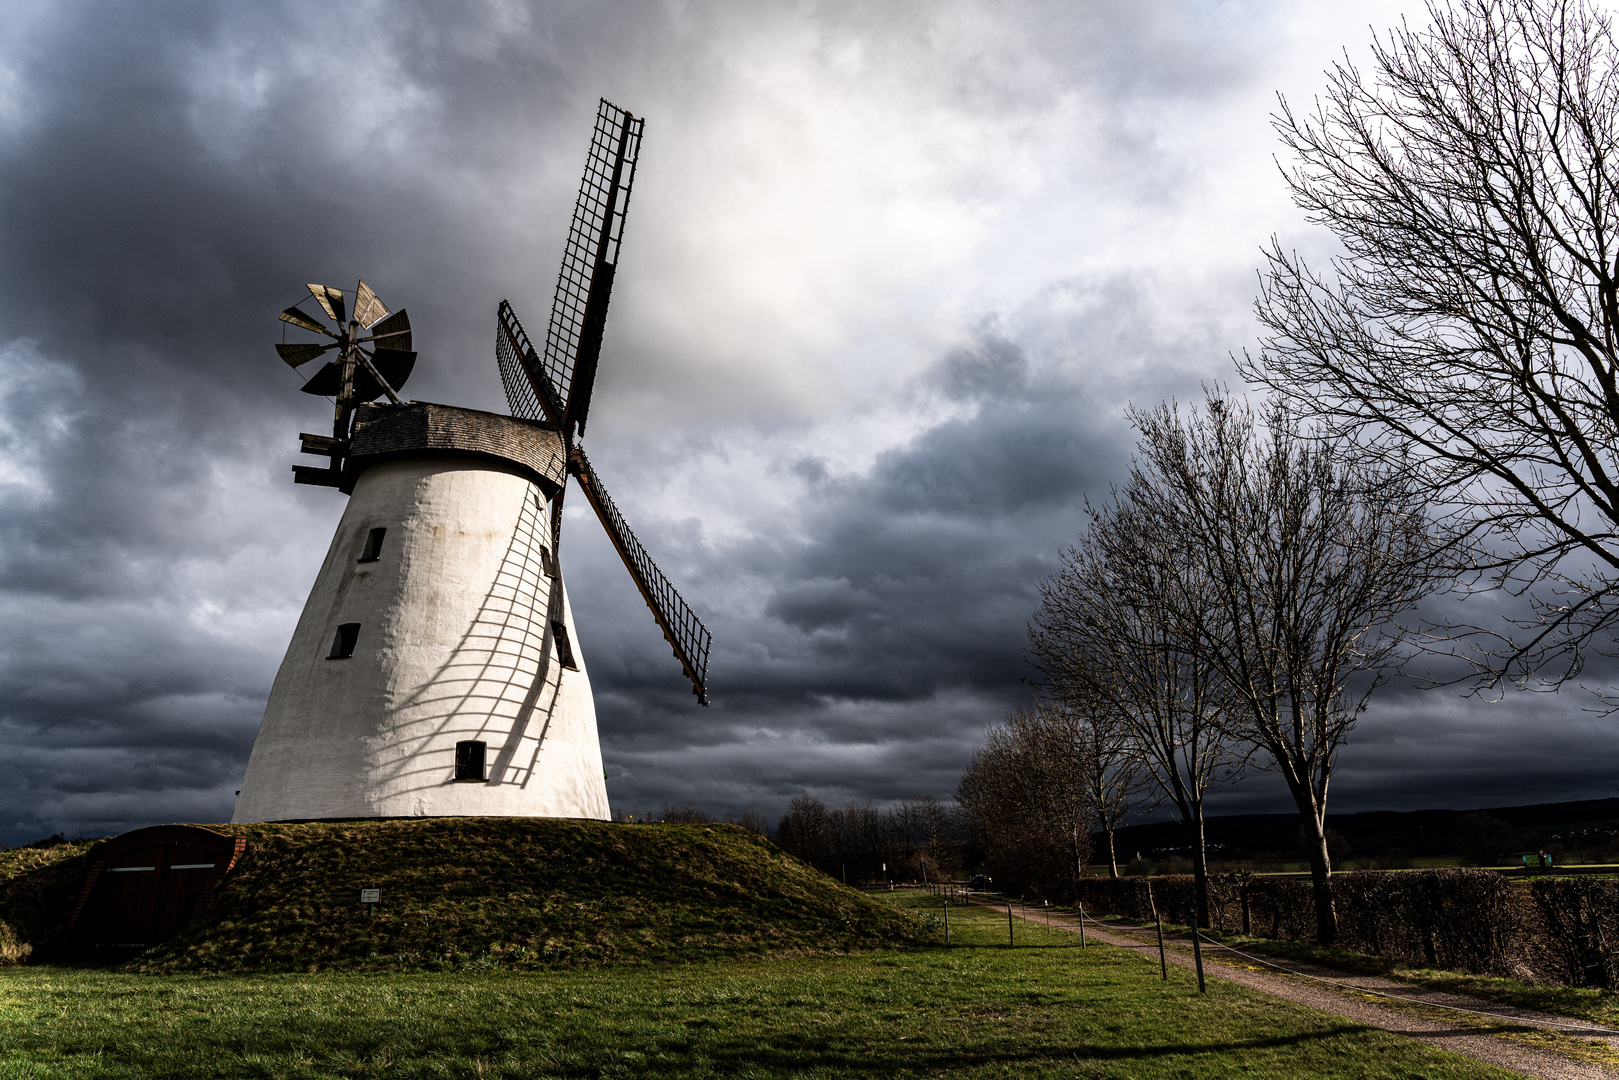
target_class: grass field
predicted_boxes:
[0,892,1521,1079]
[1135,915,1619,1031]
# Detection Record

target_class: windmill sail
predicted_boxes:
[570,445,711,705]
[491,103,712,705]
[544,99,644,439]
[497,299,565,425]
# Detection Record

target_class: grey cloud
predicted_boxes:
[580,301,1213,814]
[0,0,1600,847]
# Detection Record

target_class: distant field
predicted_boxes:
[1086,861,1619,878]
[0,891,1519,1079]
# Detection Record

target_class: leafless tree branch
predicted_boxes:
[1242,0,1619,698]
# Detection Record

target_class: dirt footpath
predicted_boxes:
[977,897,1619,1080]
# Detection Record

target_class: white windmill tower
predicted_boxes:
[234,100,711,824]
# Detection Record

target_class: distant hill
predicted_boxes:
[1101,796,1619,860]
[1,819,934,972]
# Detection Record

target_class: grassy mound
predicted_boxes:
[0,839,97,963]
[0,819,933,973]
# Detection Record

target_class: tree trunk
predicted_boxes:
[1074,819,1087,895]
[1106,819,1120,879]
[1300,810,1338,944]
[1184,810,1210,930]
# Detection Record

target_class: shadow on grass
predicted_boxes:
[688,1024,1372,1073]
[908,941,1092,953]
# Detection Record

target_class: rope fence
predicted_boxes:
[1061,904,1619,1036]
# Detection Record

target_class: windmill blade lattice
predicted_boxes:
[497,299,565,426]
[571,445,711,704]
[494,101,712,705]
[544,99,644,439]
[498,299,574,550]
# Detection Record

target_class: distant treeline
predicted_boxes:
[772,796,962,884]
[615,804,773,836]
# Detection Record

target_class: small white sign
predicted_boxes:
[360,888,380,904]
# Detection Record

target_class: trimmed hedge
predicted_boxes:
[1332,869,1517,973]
[1527,878,1619,988]
[1073,869,1543,980]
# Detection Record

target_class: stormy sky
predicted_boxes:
[0,0,1612,847]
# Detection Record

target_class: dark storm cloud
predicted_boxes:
[577,293,1224,816]
[0,0,604,841]
[2,0,1593,846]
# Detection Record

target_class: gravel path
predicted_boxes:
[974,897,1619,1080]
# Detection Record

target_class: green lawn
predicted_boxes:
[0,892,1518,1079]
[1138,916,1619,1031]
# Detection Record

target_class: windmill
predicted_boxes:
[233,99,707,825]
[494,98,711,705]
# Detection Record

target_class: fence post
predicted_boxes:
[944,899,950,945]
[1008,902,1015,947]
[1191,918,1207,994]
[1078,904,1087,948]
[1155,912,1167,980]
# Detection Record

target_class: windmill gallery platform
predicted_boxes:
[233,401,611,823]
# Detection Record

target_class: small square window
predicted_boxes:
[538,545,557,578]
[551,621,578,670]
[455,740,486,782]
[328,623,360,659]
[358,527,387,562]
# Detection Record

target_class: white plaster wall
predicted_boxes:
[234,458,610,822]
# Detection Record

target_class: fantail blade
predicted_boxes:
[367,347,417,394]
[279,307,333,335]
[353,280,389,329]
[362,309,410,352]
[275,341,335,368]
[298,360,341,396]
[306,283,347,325]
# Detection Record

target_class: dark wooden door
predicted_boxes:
[68,826,241,952]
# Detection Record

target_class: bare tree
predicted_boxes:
[1036,699,1153,879]
[724,808,771,837]
[1030,503,1244,928]
[830,800,890,883]
[893,797,963,881]
[777,795,965,883]
[1243,0,1619,694]
[1127,392,1436,942]
[956,708,1093,899]
[775,795,835,873]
